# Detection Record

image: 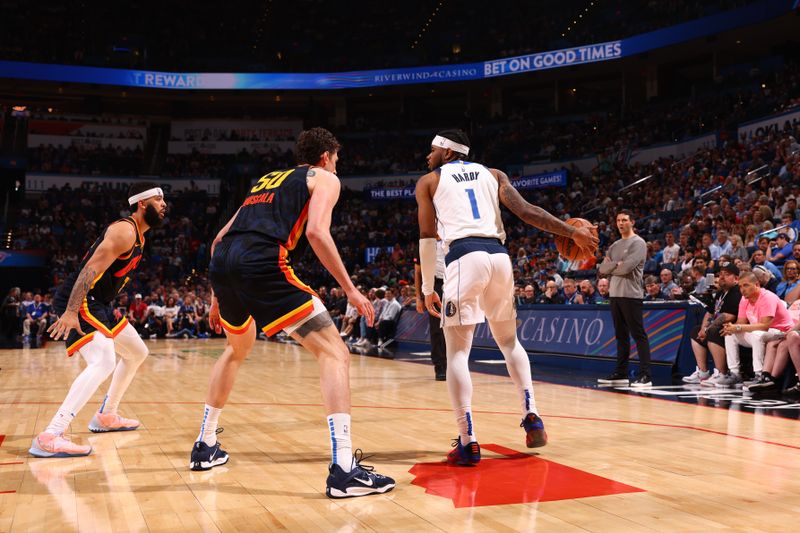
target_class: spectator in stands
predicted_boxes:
[20,292,34,315]
[143,299,166,338]
[698,248,715,272]
[728,234,749,263]
[684,262,741,385]
[193,298,210,338]
[752,264,779,295]
[377,287,402,345]
[644,276,663,302]
[537,281,564,304]
[659,269,679,300]
[672,272,697,300]
[689,266,709,295]
[128,294,148,335]
[693,256,709,276]
[1,287,21,348]
[519,284,538,305]
[776,260,800,302]
[163,296,179,336]
[779,321,800,398]
[43,293,56,329]
[643,243,660,275]
[579,279,601,304]
[767,232,794,267]
[356,288,386,347]
[791,243,800,263]
[751,249,782,280]
[709,229,732,261]
[169,295,196,338]
[545,264,563,288]
[720,271,795,387]
[747,301,800,393]
[679,248,695,273]
[661,232,680,269]
[562,278,584,305]
[22,293,49,346]
[339,298,361,340]
[596,277,610,303]
[328,287,348,330]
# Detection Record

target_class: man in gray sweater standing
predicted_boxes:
[596,210,652,387]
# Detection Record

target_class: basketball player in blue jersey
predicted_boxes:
[190,127,394,499]
[31,183,166,458]
[416,130,598,465]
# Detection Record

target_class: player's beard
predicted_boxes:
[144,204,163,228]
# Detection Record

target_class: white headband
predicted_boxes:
[128,187,164,206]
[432,135,469,155]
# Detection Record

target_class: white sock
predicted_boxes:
[45,408,76,435]
[197,404,222,446]
[521,388,539,417]
[454,406,476,444]
[327,413,353,472]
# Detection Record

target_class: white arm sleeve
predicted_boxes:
[419,238,437,296]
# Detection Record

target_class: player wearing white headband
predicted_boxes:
[416,129,598,465]
[30,182,166,458]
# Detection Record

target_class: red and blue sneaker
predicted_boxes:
[521,413,548,448]
[447,437,481,466]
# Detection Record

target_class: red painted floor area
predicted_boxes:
[409,443,644,508]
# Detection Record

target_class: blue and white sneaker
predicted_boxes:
[521,413,548,448]
[325,450,395,499]
[189,429,229,471]
[447,437,481,466]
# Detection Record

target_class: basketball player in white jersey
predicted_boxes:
[416,130,598,464]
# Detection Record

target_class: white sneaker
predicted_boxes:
[700,369,722,387]
[714,372,742,388]
[682,368,710,384]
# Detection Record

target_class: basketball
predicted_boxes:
[555,218,598,261]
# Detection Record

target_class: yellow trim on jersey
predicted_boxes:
[220,315,254,335]
[262,300,315,336]
[80,300,128,338]
[66,332,95,356]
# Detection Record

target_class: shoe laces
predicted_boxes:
[520,413,539,429]
[351,448,376,473]
[450,438,461,448]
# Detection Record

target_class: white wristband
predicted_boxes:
[419,238,437,296]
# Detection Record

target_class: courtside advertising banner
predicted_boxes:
[396,304,693,363]
[0,1,792,90]
[511,170,567,190]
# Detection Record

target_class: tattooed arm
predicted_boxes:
[48,222,137,341]
[492,168,599,250]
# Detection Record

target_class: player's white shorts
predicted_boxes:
[441,251,516,327]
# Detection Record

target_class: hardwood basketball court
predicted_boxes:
[1,338,798,532]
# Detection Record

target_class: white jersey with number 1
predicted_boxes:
[432,160,513,327]
[433,161,506,252]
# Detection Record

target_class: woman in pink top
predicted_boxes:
[719,271,794,387]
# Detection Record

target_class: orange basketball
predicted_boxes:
[555,218,598,261]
